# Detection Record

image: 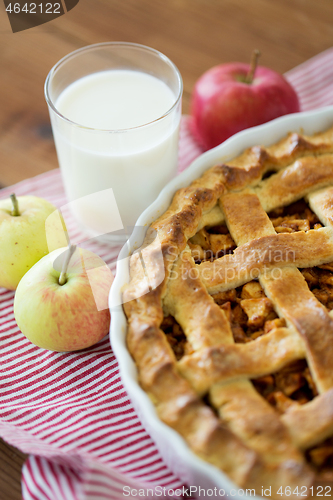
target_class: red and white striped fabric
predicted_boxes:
[1,47,333,500]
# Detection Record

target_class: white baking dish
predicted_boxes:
[109,105,333,498]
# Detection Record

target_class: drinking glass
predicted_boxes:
[45,42,183,242]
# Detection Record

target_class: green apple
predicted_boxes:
[14,245,113,352]
[0,194,67,290]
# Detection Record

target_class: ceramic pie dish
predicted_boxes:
[110,105,333,498]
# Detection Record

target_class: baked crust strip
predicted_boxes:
[177,328,305,394]
[254,154,333,213]
[308,186,333,228]
[218,127,333,190]
[281,388,333,449]
[261,267,333,393]
[198,227,333,294]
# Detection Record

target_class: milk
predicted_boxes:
[51,70,181,237]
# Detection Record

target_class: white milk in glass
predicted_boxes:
[52,70,180,237]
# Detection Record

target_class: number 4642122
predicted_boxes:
[6,3,61,14]
[277,486,332,496]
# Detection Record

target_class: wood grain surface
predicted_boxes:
[1,1,333,498]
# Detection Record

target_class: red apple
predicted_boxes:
[190,50,300,150]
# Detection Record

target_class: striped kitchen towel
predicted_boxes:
[0,46,333,500]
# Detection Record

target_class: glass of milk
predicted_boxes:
[45,42,182,242]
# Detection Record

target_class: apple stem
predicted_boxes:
[10,193,20,217]
[245,49,261,84]
[59,244,76,286]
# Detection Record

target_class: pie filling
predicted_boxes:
[161,315,188,360]
[162,198,333,478]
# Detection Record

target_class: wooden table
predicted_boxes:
[1,0,333,498]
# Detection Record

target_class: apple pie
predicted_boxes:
[123,124,333,497]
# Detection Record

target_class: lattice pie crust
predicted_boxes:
[123,125,333,497]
